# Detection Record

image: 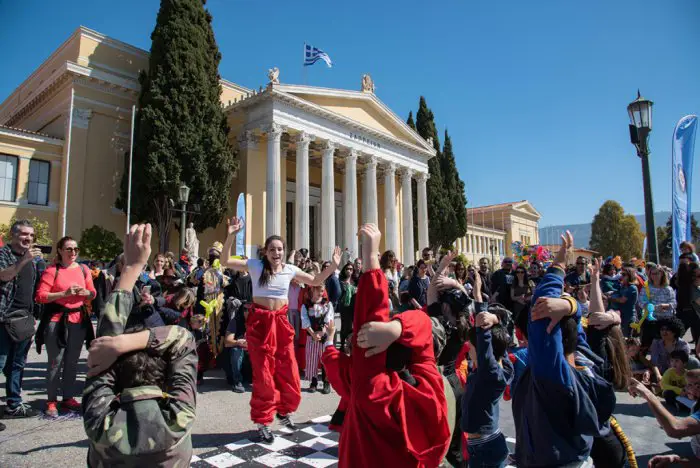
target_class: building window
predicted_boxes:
[0,155,18,202]
[285,202,294,249]
[28,160,50,205]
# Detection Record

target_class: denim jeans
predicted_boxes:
[467,432,508,468]
[230,347,245,384]
[0,325,31,408]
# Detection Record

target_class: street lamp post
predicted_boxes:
[489,240,496,270]
[178,184,190,254]
[627,90,659,264]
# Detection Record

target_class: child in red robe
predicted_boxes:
[322,223,450,468]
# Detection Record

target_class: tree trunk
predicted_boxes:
[153,196,173,253]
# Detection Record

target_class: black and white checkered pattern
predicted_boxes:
[190,415,523,468]
[191,415,340,468]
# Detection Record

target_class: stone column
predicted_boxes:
[400,169,414,265]
[383,162,398,254]
[343,150,359,259]
[363,155,378,224]
[416,172,429,250]
[321,141,336,260]
[265,123,283,238]
[295,132,311,251]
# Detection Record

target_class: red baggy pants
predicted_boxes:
[246,304,301,425]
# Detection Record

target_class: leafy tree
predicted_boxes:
[657,215,700,266]
[0,216,52,247]
[406,111,416,130]
[116,0,237,251]
[589,200,644,259]
[80,225,123,261]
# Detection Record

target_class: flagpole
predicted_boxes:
[302,42,308,85]
[126,104,136,234]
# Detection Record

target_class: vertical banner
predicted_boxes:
[672,115,698,270]
[235,193,246,257]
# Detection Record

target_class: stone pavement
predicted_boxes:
[0,344,696,467]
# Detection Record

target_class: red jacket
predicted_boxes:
[322,269,450,468]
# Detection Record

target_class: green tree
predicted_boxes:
[79,225,123,261]
[657,215,700,266]
[589,201,644,259]
[117,0,237,251]
[406,111,416,130]
[441,129,468,243]
[415,96,450,251]
[0,216,52,247]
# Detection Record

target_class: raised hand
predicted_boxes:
[358,224,381,271]
[590,257,602,278]
[227,217,244,236]
[531,297,573,333]
[554,230,573,270]
[437,251,457,275]
[356,320,402,357]
[124,224,152,268]
[332,246,342,267]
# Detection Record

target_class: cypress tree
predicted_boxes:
[406,111,416,130]
[117,0,236,251]
[415,97,449,251]
[441,129,468,244]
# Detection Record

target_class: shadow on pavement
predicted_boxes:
[192,431,257,449]
[7,438,89,455]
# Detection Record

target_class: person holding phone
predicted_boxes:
[35,236,96,418]
[0,219,45,424]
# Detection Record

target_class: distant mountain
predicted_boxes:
[539,211,698,248]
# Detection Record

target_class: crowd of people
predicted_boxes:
[5,217,700,466]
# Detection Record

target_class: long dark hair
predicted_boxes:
[339,263,354,282]
[380,250,396,271]
[258,235,285,288]
[677,262,696,310]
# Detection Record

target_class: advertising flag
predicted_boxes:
[672,115,698,270]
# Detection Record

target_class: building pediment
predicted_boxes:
[274,84,434,154]
[512,201,542,219]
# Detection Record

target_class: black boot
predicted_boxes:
[309,377,318,393]
[321,380,331,394]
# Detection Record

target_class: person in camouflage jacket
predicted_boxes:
[82,224,197,468]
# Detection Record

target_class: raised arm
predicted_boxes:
[97,224,152,337]
[222,217,249,271]
[295,246,341,287]
[528,231,575,387]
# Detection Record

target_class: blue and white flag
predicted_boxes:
[672,114,698,270]
[304,43,333,68]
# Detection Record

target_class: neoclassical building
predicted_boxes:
[453,200,542,265]
[0,26,434,262]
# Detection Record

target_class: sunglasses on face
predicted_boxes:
[576,262,585,266]
[63,247,80,253]
[516,271,525,274]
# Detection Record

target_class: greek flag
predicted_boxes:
[304,44,333,68]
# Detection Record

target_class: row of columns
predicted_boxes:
[454,234,505,257]
[262,123,429,263]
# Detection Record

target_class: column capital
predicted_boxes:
[263,122,284,140]
[364,154,378,169]
[72,108,93,129]
[321,140,337,153]
[238,130,259,149]
[416,171,430,182]
[343,148,360,162]
[383,161,397,174]
[295,131,312,147]
[400,168,414,183]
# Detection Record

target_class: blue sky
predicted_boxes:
[1,0,699,227]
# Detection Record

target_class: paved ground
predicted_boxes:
[0,344,696,467]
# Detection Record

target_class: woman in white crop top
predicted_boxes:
[221,217,341,444]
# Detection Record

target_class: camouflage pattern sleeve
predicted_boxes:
[148,325,198,427]
[96,290,133,337]
[82,367,118,445]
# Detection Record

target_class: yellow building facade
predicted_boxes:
[0,27,434,262]
[454,201,542,265]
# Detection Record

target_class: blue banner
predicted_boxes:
[672,115,698,270]
[235,193,246,257]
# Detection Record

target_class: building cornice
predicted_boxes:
[0,126,64,146]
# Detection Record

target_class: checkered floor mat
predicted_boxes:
[191,415,518,468]
[191,415,339,467]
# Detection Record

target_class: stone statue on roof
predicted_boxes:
[361,74,375,93]
[268,67,280,85]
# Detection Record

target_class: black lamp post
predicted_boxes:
[177,184,191,253]
[627,90,658,263]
